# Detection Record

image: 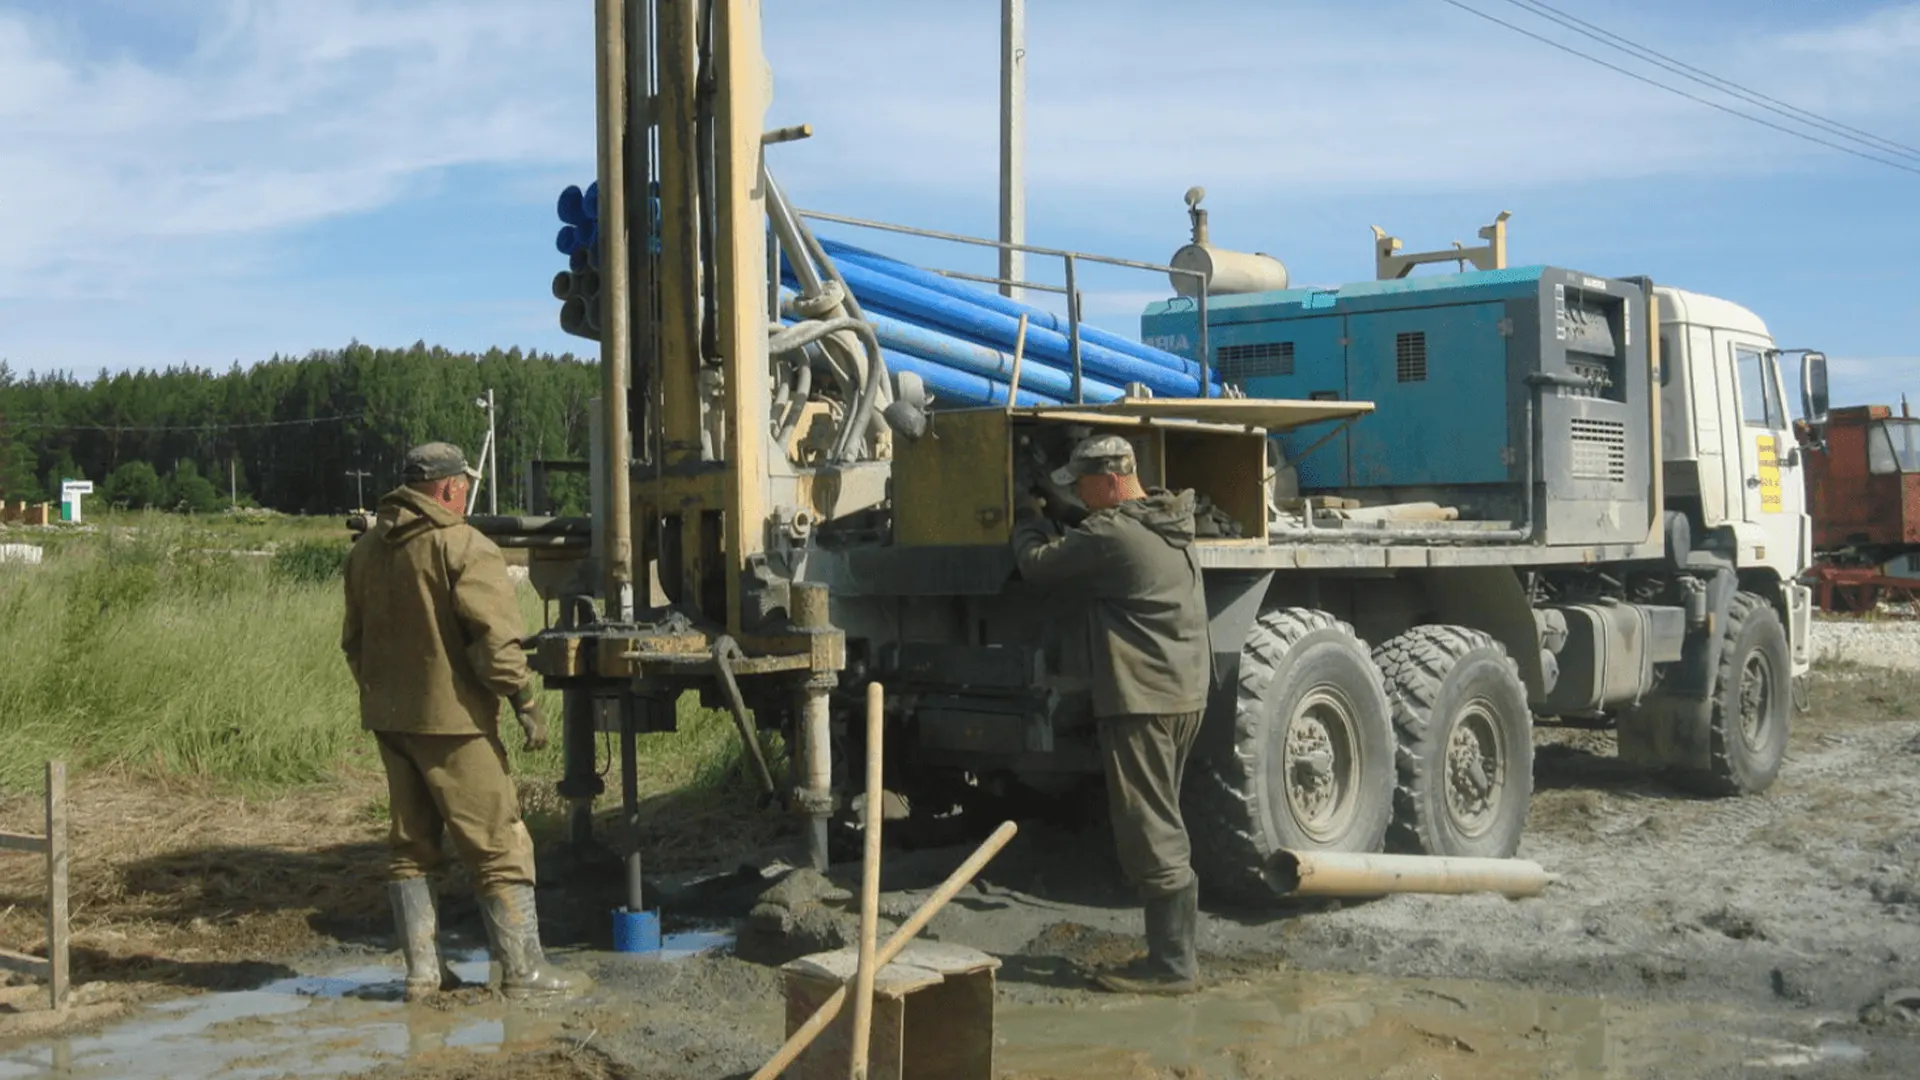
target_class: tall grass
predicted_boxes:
[0,520,769,796]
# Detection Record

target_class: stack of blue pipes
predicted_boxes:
[547,179,1216,408]
[781,238,1215,409]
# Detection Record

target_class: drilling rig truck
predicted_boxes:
[499,0,1826,906]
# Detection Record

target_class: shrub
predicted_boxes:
[271,538,353,585]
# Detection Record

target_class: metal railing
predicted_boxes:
[792,209,1212,404]
[0,761,70,1012]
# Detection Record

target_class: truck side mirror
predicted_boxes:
[1801,351,1829,425]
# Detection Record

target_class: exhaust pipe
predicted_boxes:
[1264,850,1556,900]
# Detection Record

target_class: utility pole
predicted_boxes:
[345,468,371,511]
[998,0,1025,300]
[230,458,238,510]
[474,388,499,515]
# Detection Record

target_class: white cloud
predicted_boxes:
[0,1,589,301]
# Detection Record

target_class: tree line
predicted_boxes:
[0,342,601,516]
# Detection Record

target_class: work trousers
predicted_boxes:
[1096,710,1203,900]
[374,730,536,895]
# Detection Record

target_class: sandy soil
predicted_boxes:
[5,630,1920,1079]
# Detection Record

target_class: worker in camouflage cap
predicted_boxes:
[1015,432,1211,995]
[342,441,583,1002]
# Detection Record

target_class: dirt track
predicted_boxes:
[5,628,1920,1078]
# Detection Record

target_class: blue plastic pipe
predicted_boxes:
[777,315,1060,409]
[777,290,1123,403]
[818,238,1208,385]
[782,259,1203,398]
[555,224,580,256]
[584,181,599,221]
[557,185,587,227]
[885,349,1062,409]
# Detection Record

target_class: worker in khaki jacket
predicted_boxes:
[1012,433,1211,995]
[342,442,581,1002]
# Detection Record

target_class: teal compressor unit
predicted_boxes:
[1141,265,1654,547]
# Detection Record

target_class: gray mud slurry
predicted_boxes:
[993,968,1871,1080]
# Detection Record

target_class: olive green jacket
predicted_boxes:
[1012,488,1212,718]
[341,485,533,735]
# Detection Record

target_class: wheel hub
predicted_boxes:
[1282,688,1360,843]
[1739,651,1773,747]
[1443,699,1505,838]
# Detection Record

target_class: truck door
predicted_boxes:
[1729,339,1807,575]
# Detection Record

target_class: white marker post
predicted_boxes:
[59,480,92,524]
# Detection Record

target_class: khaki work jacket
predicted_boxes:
[342,485,532,736]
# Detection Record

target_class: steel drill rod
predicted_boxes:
[621,717,642,913]
[749,820,1019,1080]
[847,683,886,1080]
[1265,850,1556,899]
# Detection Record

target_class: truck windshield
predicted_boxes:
[1870,418,1920,474]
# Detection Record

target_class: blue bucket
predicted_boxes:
[612,907,661,953]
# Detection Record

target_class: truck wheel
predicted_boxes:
[1186,608,1395,905]
[1618,591,1791,795]
[1372,626,1532,859]
[1682,592,1791,795]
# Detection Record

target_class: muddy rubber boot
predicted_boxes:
[477,884,587,1002]
[1094,879,1200,996]
[388,877,463,1001]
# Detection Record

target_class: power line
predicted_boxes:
[1435,0,1920,178]
[0,412,370,435]
[1497,0,1920,163]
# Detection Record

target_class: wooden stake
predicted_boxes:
[750,820,1018,1080]
[46,761,68,1012]
[848,683,886,1080]
[1004,313,1030,412]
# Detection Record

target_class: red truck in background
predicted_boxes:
[1798,402,1920,611]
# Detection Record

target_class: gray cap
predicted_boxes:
[1050,433,1138,486]
[402,442,481,483]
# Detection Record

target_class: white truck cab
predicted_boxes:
[1656,286,1820,673]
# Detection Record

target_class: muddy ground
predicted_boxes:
[5,632,1920,1078]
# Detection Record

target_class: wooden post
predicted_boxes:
[848,683,885,1080]
[0,761,68,1012]
[46,760,68,1012]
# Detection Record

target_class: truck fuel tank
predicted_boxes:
[1538,602,1686,716]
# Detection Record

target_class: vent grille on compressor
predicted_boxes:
[1395,331,1427,383]
[1569,417,1628,482]
[1217,340,1295,382]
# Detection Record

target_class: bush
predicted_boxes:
[271,538,353,585]
[104,460,165,509]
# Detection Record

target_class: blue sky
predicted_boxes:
[1,0,1916,408]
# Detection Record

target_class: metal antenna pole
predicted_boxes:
[998,0,1025,300]
[487,387,499,515]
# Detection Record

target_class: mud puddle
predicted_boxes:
[993,968,1867,1079]
[0,930,732,1080]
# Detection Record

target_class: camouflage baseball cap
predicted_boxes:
[1050,433,1138,486]
[402,442,481,483]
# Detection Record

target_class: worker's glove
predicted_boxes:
[1014,491,1048,524]
[510,691,549,752]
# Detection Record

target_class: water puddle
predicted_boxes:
[993,969,1860,1079]
[0,930,733,1080]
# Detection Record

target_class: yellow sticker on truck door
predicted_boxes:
[1756,434,1782,512]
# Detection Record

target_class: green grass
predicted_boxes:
[0,518,770,797]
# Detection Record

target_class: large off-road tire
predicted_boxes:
[1185,608,1395,906]
[1372,626,1533,859]
[1617,591,1790,796]
[1682,592,1791,795]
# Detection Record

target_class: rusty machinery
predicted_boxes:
[1797,401,1920,612]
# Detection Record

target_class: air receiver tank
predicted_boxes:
[1168,186,1289,297]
